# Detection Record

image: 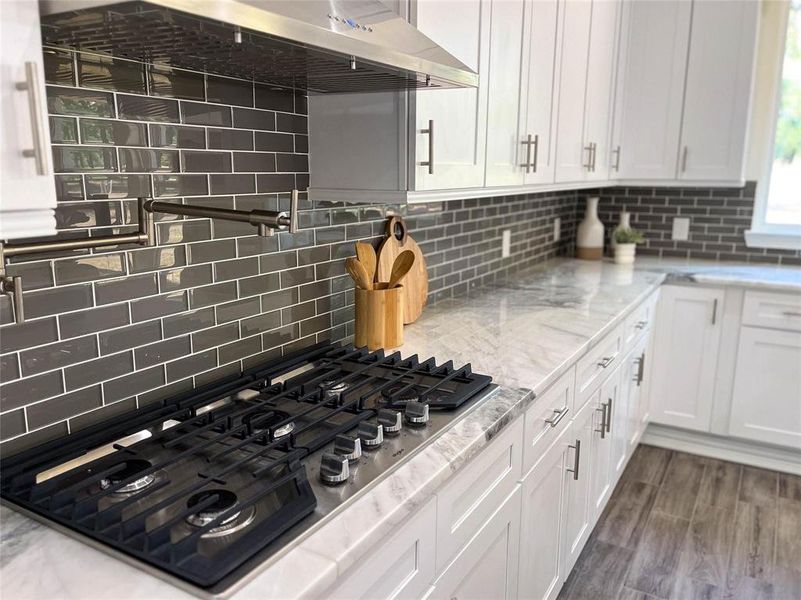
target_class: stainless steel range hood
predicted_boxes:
[39,0,478,94]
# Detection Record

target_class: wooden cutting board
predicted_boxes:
[376,216,428,324]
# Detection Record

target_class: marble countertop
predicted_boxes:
[2,256,797,600]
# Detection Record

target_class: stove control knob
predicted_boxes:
[334,434,362,462]
[404,401,429,426]
[320,453,350,485]
[358,422,384,448]
[378,409,403,435]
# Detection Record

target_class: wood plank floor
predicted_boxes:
[558,445,801,600]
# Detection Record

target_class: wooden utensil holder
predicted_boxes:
[355,283,404,350]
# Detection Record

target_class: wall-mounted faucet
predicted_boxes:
[0,191,301,325]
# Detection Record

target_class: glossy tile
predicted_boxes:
[127,246,186,274]
[256,173,295,193]
[64,352,134,391]
[188,282,237,308]
[103,366,165,403]
[4,262,54,291]
[261,289,297,312]
[260,250,298,273]
[25,284,93,319]
[99,321,162,355]
[43,48,76,86]
[182,150,232,173]
[162,308,216,337]
[78,53,145,94]
[241,311,281,337]
[255,85,295,112]
[206,75,253,107]
[54,175,85,201]
[80,119,147,146]
[186,239,237,264]
[85,174,150,199]
[20,335,98,376]
[276,153,308,172]
[192,323,239,352]
[26,386,103,429]
[119,148,178,172]
[153,174,209,197]
[134,336,191,369]
[0,371,63,412]
[210,173,256,195]
[159,264,213,291]
[53,253,125,285]
[255,131,294,152]
[233,152,275,173]
[237,235,279,257]
[130,291,189,321]
[207,128,253,150]
[53,146,117,173]
[117,94,179,122]
[50,117,78,143]
[219,336,261,364]
[0,422,68,456]
[94,273,158,305]
[148,65,205,100]
[232,107,275,131]
[295,134,309,153]
[181,101,232,126]
[156,220,211,244]
[166,350,217,382]
[0,355,20,383]
[148,124,206,149]
[239,273,280,297]
[59,304,130,340]
[214,257,259,282]
[0,318,59,353]
[69,398,137,432]
[47,87,114,118]
[216,297,261,323]
[276,113,307,134]
[1,410,26,440]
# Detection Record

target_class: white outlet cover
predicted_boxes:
[672,217,690,241]
[501,229,511,258]
[553,217,561,242]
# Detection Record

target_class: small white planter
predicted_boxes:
[614,243,637,264]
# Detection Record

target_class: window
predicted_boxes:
[747,0,801,249]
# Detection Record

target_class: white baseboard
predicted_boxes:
[642,423,801,475]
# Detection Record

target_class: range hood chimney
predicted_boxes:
[39,0,478,94]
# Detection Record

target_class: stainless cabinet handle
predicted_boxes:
[612,145,621,172]
[596,404,607,438]
[583,144,594,171]
[712,298,718,325]
[531,133,539,173]
[606,398,612,433]
[420,119,434,174]
[567,439,581,480]
[637,351,645,386]
[597,356,613,369]
[635,320,647,330]
[521,133,533,173]
[681,146,688,173]
[15,61,50,176]
[591,142,597,172]
[544,406,569,428]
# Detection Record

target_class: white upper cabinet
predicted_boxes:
[553,0,592,183]
[650,285,725,433]
[413,0,491,191]
[583,0,621,182]
[678,0,759,182]
[484,0,527,187]
[1,0,57,239]
[611,0,691,180]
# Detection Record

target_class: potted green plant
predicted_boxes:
[612,227,645,264]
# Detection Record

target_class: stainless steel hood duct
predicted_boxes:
[39,0,478,94]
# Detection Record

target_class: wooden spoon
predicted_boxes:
[387,250,415,289]
[345,257,373,290]
[355,242,377,283]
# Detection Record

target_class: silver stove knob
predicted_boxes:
[358,422,383,448]
[378,409,402,435]
[334,434,362,462]
[404,401,429,426]
[320,453,349,485]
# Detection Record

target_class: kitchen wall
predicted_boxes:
[0,48,578,455]
[588,184,801,265]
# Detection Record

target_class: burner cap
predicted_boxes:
[243,410,294,439]
[99,459,155,494]
[381,384,421,404]
[320,380,349,401]
[186,489,239,527]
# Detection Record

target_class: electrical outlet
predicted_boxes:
[501,229,511,258]
[671,217,690,241]
[553,217,561,242]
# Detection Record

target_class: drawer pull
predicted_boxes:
[544,406,569,428]
[782,311,801,318]
[597,356,613,369]
[606,398,613,433]
[567,439,581,480]
[635,320,647,330]
[595,403,608,438]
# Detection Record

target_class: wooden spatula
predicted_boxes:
[388,250,415,289]
[355,242,377,284]
[345,257,373,290]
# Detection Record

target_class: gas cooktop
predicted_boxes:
[0,341,495,594]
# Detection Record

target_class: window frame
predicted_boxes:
[746,0,801,250]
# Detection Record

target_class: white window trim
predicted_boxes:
[746,1,801,250]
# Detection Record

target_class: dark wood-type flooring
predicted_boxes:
[558,445,801,600]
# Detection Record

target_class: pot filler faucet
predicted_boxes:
[0,191,300,325]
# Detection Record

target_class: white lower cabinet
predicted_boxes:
[729,327,801,450]
[623,335,649,457]
[589,365,620,520]
[517,427,569,600]
[432,486,522,600]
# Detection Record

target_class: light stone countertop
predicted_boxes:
[2,256,797,600]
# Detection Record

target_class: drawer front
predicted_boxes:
[329,497,436,600]
[522,366,574,478]
[575,326,622,411]
[742,290,801,332]
[622,291,657,352]
[435,416,523,575]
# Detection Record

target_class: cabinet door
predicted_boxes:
[1,0,57,239]
[484,0,527,187]
[729,327,801,450]
[328,497,437,600]
[521,0,561,185]
[518,429,567,600]
[583,0,621,181]
[413,0,491,191]
[625,336,648,454]
[433,486,521,600]
[560,398,594,575]
[649,286,725,432]
[678,0,758,181]
[610,0,691,180]
[589,366,619,520]
[553,0,592,183]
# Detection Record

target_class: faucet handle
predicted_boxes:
[288,189,300,234]
[1,276,25,324]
